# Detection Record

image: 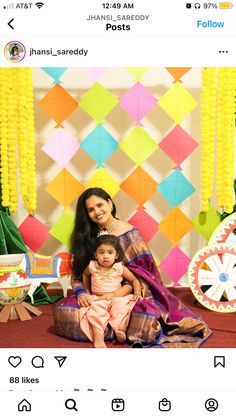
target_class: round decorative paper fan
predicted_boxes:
[209,212,236,245]
[188,243,236,312]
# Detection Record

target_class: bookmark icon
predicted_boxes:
[54,356,67,368]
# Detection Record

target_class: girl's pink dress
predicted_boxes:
[79,260,136,341]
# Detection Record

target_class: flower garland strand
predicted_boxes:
[201,67,236,213]
[7,68,18,212]
[216,68,236,213]
[0,68,37,213]
[0,69,10,207]
[201,67,217,212]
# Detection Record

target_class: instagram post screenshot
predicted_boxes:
[0,0,236,417]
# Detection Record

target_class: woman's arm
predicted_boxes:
[72,266,92,308]
[123,266,142,297]
[82,266,91,293]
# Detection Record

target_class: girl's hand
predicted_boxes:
[77,293,92,307]
[97,292,115,301]
[134,294,142,301]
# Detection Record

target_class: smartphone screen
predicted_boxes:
[0,1,236,417]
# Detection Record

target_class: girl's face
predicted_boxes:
[85,195,113,227]
[95,244,117,267]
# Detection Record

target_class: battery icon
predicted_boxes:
[219,2,233,8]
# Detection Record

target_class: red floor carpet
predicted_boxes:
[0,288,236,348]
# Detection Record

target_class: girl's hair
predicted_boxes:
[94,235,124,263]
[70,188,117,280]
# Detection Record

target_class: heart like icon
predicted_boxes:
[8,356,22,368]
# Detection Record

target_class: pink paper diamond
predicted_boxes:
[128,209,158,242]
[18,215,49,252]
[42,128,80,168]
[119,82,156,125]
[160,126,198,169]
[160,246,191,285]
[84,67,107,81]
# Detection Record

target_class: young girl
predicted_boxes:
[77,235,142,348]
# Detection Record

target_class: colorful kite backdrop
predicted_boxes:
[17,67,222,286]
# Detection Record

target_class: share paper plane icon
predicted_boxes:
[54,356,67,367]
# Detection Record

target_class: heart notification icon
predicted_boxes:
[8,356,22,368]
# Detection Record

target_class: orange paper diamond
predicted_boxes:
[46,169,84,207]
[121,167,157,207]
[38,84,78,127]
[159,207,194,244]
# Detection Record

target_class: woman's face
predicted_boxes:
[85,195,113,227]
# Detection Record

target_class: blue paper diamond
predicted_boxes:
[41,67,68,84]
[158,169,195,207]
[81,125,118,167]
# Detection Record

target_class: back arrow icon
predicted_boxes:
[8,18,14,29]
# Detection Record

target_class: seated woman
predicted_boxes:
[54,187,212,347]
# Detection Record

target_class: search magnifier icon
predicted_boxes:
[65,398,78,411]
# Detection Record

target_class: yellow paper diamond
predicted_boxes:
[158,81,198,124]
[79,82,118,123]
[85,168,120,197]
[119,126,158,166]
[126,67,149,81]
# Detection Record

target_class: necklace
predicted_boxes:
[97,218,119,237]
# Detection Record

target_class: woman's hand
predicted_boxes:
[77,293,92,307]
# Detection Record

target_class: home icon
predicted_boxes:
[18,399,31,412]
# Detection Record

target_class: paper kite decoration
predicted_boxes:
[128,208,158,242]
[81,125,118,167]
[84,68,107,82]
[18,215,49,252]
[126,67,149,81]
[193,205,221,241]
[41,128,80,168]
[79,82,118,123]
[50,210,75,246]
[85,168,120,198]
[119,82,156,125]
[121,167,157,207]
[41,67,68,84]
[119,126,158,166]
[159,207,194,244]
[188,243,236,312]
[165,67,192,82]
[158,169,195,207]
[46,169,84,207]
[160,246,191,285]
[159,125,198,169]
[158,81,198,124]
[38,84,78,127]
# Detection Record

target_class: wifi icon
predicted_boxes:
[35,2,44,8]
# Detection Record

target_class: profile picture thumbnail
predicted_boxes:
[4,41,26,63]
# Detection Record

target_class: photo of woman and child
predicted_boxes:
[55,187,211,348]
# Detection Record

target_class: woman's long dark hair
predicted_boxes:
[70,188,117,280]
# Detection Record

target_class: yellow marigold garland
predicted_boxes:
[0,68,37,213]
[216,68,236,213]
[0,69,10,207]
[201,67,236,213]
[201,67,217,212]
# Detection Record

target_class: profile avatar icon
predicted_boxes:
[4,41,26,63]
